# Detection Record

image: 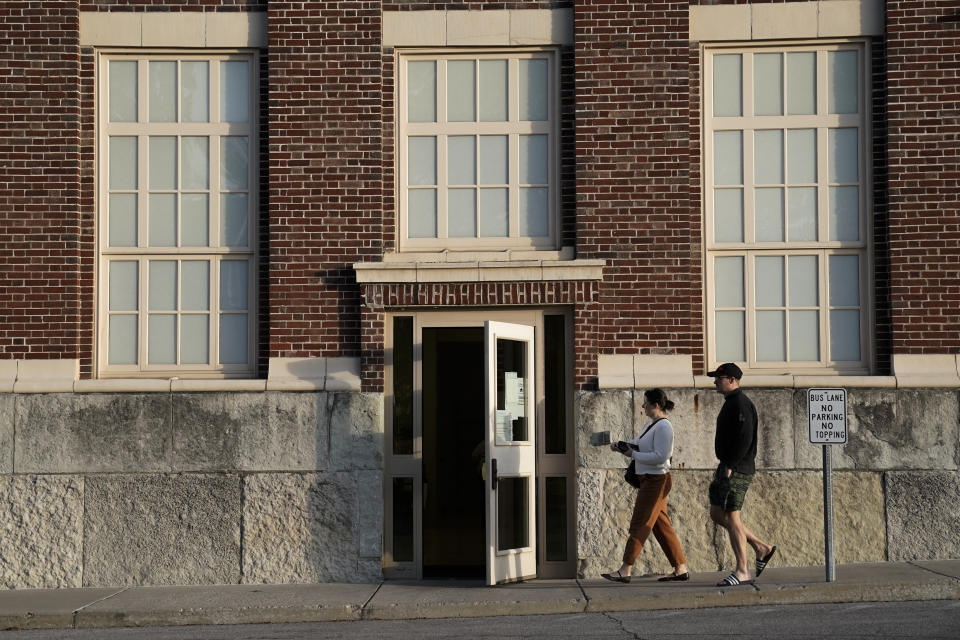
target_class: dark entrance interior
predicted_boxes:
[421,327,485,578]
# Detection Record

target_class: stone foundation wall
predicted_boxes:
[0,391,384,589]
[576,388,960,577]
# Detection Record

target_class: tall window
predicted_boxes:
[704,43,870,373]
[98,53,257,377]
[399,50,558,250]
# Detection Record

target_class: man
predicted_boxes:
[707,362,777,586]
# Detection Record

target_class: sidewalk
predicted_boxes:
[2,561,958,631]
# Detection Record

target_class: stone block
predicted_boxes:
[575,391,633,469]
[752,389,796,469]
[652,389,715,471]
[246,393,328,472]
[886,470,960,561]
[329,392,384,472]
[576,469,605,559]
[357,470,383,558]
[796,389,959,471]
[83,474,241,587]
[578,469,884,577]
[243,472,367,584]
[16,394,172,473]
[172,393,263,471]
[0,394,13,473]
[0,475,83,588]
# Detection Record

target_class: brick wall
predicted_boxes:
[78,1,265,10]
[0,1,87,366]
[574,2,700,369]
[885,1,960,353]
[267,2,383,359]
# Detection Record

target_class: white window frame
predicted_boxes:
[703,40,873,375]
[96,50,259,378]
[397,48,560,252]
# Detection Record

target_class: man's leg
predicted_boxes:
[723,509,751,580]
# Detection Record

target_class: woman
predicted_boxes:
[601,388,689,583]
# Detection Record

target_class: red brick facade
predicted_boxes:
[1,1,958,387]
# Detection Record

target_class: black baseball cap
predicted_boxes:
[707,363,743,379]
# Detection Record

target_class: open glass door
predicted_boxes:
[484,321,536,585]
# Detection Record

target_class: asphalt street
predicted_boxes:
[3,600,958,640]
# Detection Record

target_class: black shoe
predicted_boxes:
[601,570,631,584]
[657,572,690,582]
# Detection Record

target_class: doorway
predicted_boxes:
[421,327,485,578]
[383,310,575,582]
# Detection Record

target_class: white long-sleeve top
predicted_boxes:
[628,417,674,475]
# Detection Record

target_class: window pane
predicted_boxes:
[715,311,745,361]
[787,52,816,115]
[447,136,475,185]
[754,53,783,116]
[407,60,436,123]
[756,310,786,361]
[181,261,210,311]
[829,186,859,241]
[788,255,818,307]
[109,137,137,190]
[149,136,177,190]
[181,136,209,190]
[713,131,743,185]
[787,129,816,184]
[149,61,177,122]
[219,314,248,364]
[221,60,249,123]
[109,261,138,311]
[755,130,784,185]
[520,58,548,121]
[181,61,209,122]
[519,135,548,185]
[220,260,249,311]
[479,60,508,122]
[714,189,743,243]
[221,193,249,247]
[829,128,858,183]
[109,194,137,247]
[108,315,138,365]
[149,194,177,247]
[392,316,414,456]
[408,137,437,186]
[790,310,820,361]
[447,60,475,122]
[181,194,209,247]
[544,315,566,455]
[828,50,859,114]
[148,314,176,365]
[391,477,414,562]
[755,188,784,242]
[479,188,508,237]
[497,476,529,551]
[713,54,742,117]
[829,255,860,306]
[180,315,209,364]
[221,137,249,190]
[830,310,860,361]
[520,188,548,237]
[408,189,437,238]
[755,256,784,307]
[448,189,476,237]
[479,136,508,185]
[149,261,177,311]
[109,60,138,122]
[787,187,817,241]
[714,256,744,307]
[544,476,568,561]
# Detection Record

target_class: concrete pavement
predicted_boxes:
[1,560,958,632]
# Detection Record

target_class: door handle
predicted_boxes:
[491,458,498,490]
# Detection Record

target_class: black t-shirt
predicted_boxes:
[714,389,758,475]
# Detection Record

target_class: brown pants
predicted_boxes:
[622,472,686,568]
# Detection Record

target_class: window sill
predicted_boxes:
[354,247,604,284]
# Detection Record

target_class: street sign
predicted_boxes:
[808,388,847,444]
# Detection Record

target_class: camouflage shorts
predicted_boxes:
[708,466,753,511]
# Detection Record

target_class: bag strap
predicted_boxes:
[636,417,664,442]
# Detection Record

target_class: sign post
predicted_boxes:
[807,388,847,583]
